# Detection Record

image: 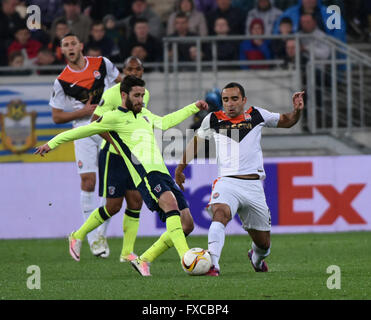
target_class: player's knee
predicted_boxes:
[105,203,122,216]
[213,208,231,225]
[81,177,95,192]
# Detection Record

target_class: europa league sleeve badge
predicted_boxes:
[0,99,37,154]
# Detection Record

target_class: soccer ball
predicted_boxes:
[181,248,212,275]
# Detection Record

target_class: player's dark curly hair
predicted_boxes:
[120,75,145,94]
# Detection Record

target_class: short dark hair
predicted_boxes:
[61,32,81,42]
[175,12,188,20]
[280,17,293,25]
[134,17,149,25]
[120,75,145,94]
[222,82,246,98]
[123,56,144,69]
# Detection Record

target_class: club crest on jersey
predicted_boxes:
[143,116,150,123]
[108,186,116,195]
[154,184,162,193]
[78,160,83,169]
[244,112,252,121]
[93,70,101,80]
[213,192,220,199]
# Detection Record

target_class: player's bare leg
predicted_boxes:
[247,229,270,272]
[207,203,231,276]
[80,172,109,256]
[120,190,143,262]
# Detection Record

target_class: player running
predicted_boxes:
[91,57,150,262]
[175,82,304,276]
[49,33,122,258]
[35,75,208,275]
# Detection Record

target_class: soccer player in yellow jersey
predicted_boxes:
[35,76,208,276]
[91,57,151,262]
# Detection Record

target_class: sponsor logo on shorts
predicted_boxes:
[213,192,220,199]
[108,186,116,195]
[93,70,101,79]
[154,184,162,193]
[78,160,83,169]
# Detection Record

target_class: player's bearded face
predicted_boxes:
[126,87,145,114]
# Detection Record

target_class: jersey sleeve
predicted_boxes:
[103,57,120,85]
[197,113,214,140]
[255,106,280,128]
[148,103,200,130]
[48,113,114,149]
[49,79,71,110]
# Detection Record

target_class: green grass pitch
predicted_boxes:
[1,232,370,300]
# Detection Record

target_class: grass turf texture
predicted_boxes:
[0,232,370,300]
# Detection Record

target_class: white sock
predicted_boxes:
[208,221,226,271]
[80,191,99,245]
[96,197,110,237]
[252,242,270,268]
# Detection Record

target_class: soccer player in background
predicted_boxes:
[175,82,304,276]
[49,33,122,258]
[35,75,208,276]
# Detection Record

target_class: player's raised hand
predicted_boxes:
[292,91,305,112]
[175,167,186,191]
[82,95,98,116]
[195,100,208,111]
[34,144,51,157]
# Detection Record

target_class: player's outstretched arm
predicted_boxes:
[277,91,305,128]
[34,118,110,156]
[152,100,208,131]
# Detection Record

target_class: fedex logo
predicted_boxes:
[265,162,366,226]
[156,162,367,229]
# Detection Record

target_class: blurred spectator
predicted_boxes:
[274,0,346,42]
[0,0,25,66]
[282,38,307,69]
[85,46,102,57]
[0,50,31,75]
[169,12,204,63]
[48,19,70,64]
[51,0,92,44]
[343,0,370,40]
[194,0,218,15]
[8,50,25,67]
[231,0,255,15]
[78,0,109,21]
[207,0,246,35]
[85,20,119,59]
[239,18,272,69]
[270,17,293,59]
[116,0,164,39]
[26,0,64,29]
[299,13,330,60]
[167,0,208,36]
[245,0,282,35]
[102,14,123,46]
[213,17,239,62]
[35,47,61,74]
[8,23,42,64]
[121,18,162,63]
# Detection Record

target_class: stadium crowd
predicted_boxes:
[0,0,370,73]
